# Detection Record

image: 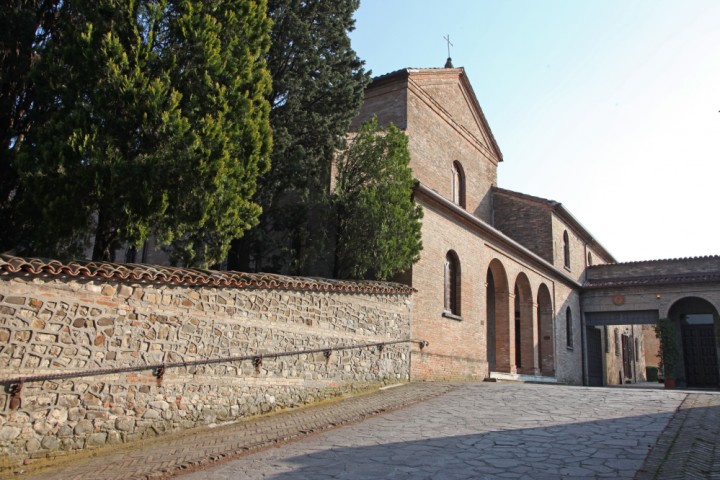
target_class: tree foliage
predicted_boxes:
[4,0,272,267]
[333,117,423,280]
[232,0,370,274]
[0,0,63,252]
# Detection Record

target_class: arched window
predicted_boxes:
[452,161,466,208]
[563,230,570,268]
[587,251,593,266]
[566,307,573,349]
[444,251,461,316]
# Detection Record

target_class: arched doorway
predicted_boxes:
[537,284,554,376]
[514,273,536,374]
[487,260,511,373]
[668,297,720,388]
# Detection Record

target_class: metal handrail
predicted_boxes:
[1,339,428,409]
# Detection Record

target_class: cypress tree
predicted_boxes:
[232,0,370,275]
[12,0,272,266]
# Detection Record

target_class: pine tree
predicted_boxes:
[333,117,423,280]
[231,0,370,274]
[13,0,272,266]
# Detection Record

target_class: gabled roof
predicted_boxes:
[493,187,617,263]
[367,67,503,162]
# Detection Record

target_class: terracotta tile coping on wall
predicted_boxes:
[0,255,415,295]
[584,272,720,289]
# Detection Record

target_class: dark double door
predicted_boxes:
[587,327,603,386]
[682,323,720,388]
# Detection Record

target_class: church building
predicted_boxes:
[103,63,720,389]
[351,65,656,385]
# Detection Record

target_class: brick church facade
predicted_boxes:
[351,66,652,385]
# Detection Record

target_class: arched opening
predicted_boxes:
[452,161,466,209]
[537,284,554,376]
[566,307,574,349]
[668,297,720,388]
[514,273,536,374]
[486,270,496,372]
[487,259,511,373]
[587,251,593,266]
[444,251,461,316]
[562,230,570,268]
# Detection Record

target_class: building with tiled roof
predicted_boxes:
[350,64,720,388]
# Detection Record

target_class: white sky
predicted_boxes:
[350,0,720,262]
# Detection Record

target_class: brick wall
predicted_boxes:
[0,267,413,466]
[405,73,498,224]
[600,324,647,385]
[410,196,584,384]
[492,193,553,263]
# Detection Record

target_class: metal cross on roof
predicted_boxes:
[443,34,453,58]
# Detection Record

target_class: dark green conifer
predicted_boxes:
[234,0,370,274]
[12,0,272,266]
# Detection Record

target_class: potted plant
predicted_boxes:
[654,318,680,389]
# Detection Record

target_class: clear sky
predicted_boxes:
[349,0,720,263]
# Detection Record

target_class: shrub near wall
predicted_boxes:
[0,256,414,467]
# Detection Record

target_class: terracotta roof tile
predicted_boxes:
[584,272,720,289]
[596,254,720,266]
[0,255,414,295]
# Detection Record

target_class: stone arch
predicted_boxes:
[537,283,554,376]
[660,294,720,320]
[514,272,536,374]
[487,259,511,373]
[667,297,720,388]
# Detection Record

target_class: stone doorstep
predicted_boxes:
[488,371,560,384]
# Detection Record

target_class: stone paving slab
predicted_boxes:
[7,382,716,480]
[5,383,455,480]
[175,383,688,480]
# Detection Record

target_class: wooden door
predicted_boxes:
[587,327,603,386]
[682,324,719,387]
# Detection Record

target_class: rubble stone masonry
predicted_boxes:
[0,268,413,466]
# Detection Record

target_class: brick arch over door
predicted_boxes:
[514,272,535,375]
[487,259,511,373]
[537,283,555,376]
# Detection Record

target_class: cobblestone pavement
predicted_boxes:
[9,383,719,480]
[175,383,689,480]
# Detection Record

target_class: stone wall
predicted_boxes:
[0,259,414,467]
